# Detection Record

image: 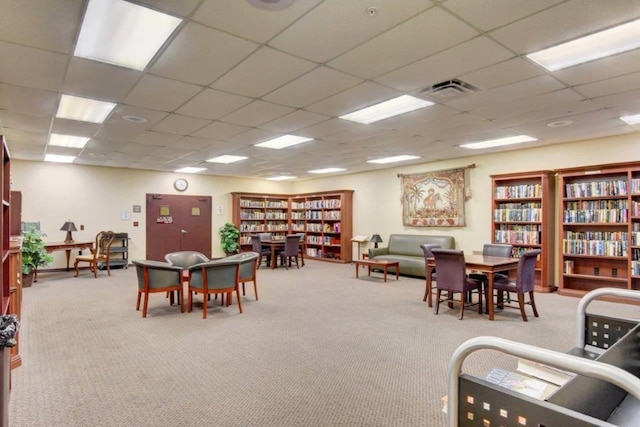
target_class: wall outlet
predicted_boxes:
[594,267,600,276]
[612,268,617,277]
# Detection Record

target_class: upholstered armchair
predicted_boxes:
[133,259,184,318]
[224,252,260,300]
[187,258,241,319]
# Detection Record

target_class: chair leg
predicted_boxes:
[93,261,98,278]
[188,290,193,313]
[202,293,208,319]
[169,291,175,306]
[74,260,80,277]
[459,292,466,320]
[142,292,149,318]
[295,256,299,269]
[136,291,142,311]
[529,291,539,318]
[518,293,528,322]
[242,282,246,296]
[477,286,483,315]
[178,289,184,313]
[236,287,243,314]
[253,279,258,300]
[435,289,442,314]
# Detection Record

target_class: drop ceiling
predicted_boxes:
[1,0,640,180]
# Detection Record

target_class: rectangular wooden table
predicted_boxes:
[35,241,94,282]
[354,259,399,282]
[426,254,519,320]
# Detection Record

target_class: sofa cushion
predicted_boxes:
[387,234,454,257]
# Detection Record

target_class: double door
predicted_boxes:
[146,194,212,261]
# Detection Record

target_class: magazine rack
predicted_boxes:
[447,288,640,426]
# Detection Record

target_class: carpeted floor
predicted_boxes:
[7,260,639,426]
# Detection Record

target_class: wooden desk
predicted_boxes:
[36,241,94,281]
[426,254,518,320]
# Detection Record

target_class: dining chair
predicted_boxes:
[73,230,115,278]
[250,235,271,269]
[421,243,441,302]
[279,235,301,269]
[133,259,184,318]
[491,249,541,321]
[294,232,306,267]
[224,252,260,300]
[187,258,242,319]
[431,248,483,320]
[469,243,513,305]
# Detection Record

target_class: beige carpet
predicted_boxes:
[8,261,638,426]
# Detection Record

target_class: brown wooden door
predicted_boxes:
[145,194,212,261]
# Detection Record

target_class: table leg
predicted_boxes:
[65,249,71,271]
[355,263,359,279]
[395,266,399,281]
[270,245,277,269]
[425,265,434,306]
[488,273,495,320]
[367,266,371,277]
[383,267,388,282]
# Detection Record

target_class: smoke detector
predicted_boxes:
[417,79,479,101]
[246,0,295,11]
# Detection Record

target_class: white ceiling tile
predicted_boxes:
[472,88,584,121]
[269,0,434,62]
[261,110,329,133]
[211,47,317,98]
[226,128,280,146]
[2,128,48,146]
[63,57,141,102]
[171,136,220,151]
[94,123,147,142]
[220,100,294,127]
[296,118,355,139]
[107,106,168,128]
[151,114,211,135]
[84,138,129,152]
[460,58,544,90]
[306,81,401,117]
[0,83,57,116]
[136,0,201,17]
[192,0,322,43]
[150,22,258,86]
[263,66,362,108]
[443,0,564,31]
[0,110,50,132]
[376,36,514,92]
[489,0,640,54]
[124,75,203,112]
[176,88,252,120]
[51,118,100,137]
[329,7,478,79]
[0,0,82,54]
[490,99,603,128]
[573,71,640,99]
[0,41,67,91]
[134,131,182,146]
[192,121,249,140]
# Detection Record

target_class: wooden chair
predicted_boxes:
[133,259,184,318]
[431,248,483,320]
[187,258,242,319]
[491,249,541,321]
[74,230,115,278]
[251,235,271,269]
[421,243,441,302]
[278,235,300,269]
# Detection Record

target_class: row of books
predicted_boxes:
[306,211,341,220]
[563,209,628,223]
[305,199,342,209]
[265,212,288,220]
[565,231,628,241]
[632,260,640,275]
[305,223,341,233]
[562,239,628,256]
[495,184,543,199]
[565,180,628,197]
[495,230,541,244]
[494,208,542,222]
[566,199,628,210]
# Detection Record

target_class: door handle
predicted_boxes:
[181,229,188,234]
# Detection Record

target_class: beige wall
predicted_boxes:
[11,133,640,276]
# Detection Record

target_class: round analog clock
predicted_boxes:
[174,178,188,192]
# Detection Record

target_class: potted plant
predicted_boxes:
[218,222,240,255]
[21,228,54,287]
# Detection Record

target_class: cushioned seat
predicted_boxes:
[133,259,184,318]
[224,252,260,300]
[369,234,455,277]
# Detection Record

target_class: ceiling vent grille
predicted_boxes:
[417,79,479,101]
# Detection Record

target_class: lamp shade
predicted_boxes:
[60,221,77,232]
[370,234,383,244]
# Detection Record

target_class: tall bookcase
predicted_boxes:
[0,136,10,427]
[231,190,353,263]
[558,162,640,298]
[491,171,555,292]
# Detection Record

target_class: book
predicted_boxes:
[516,358,576,386]
[485,368,559,400]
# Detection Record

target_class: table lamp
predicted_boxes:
[60,221,77,243]
[370,234,383,248]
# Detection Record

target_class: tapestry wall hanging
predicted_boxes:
[400,167,466,227]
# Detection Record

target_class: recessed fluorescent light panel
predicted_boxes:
[49,134,90,148]
[460,135,537,150]
[527,18,640,71]
[56,94,116,123]
[620,114,640,124]
[340,95,434,124]
[44,154,75,163]
[308,168,347,174]
[206,155,248,164]
[268,176,296,181]
[175,167,206,173]
[74,0,182,71]
[255,135,313,150]
[367,155,420,164]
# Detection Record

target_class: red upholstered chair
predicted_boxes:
[431,248,483,320]
[491,249,541,321]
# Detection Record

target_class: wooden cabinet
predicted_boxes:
[232,190,353,263]
[8,239,21,370]
[557,162,639,298]
[491,171,556,291]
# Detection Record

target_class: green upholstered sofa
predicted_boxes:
[368,234,455,278]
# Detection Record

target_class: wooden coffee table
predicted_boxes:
[354,259,399,282]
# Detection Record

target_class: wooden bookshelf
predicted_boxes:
[557,162,640,298]
[232,190,353,263]
[491,171,556,292]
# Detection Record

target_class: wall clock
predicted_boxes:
[174,178,188,192]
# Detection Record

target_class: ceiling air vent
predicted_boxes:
[417,79,479,101]
[246,0,295,10]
